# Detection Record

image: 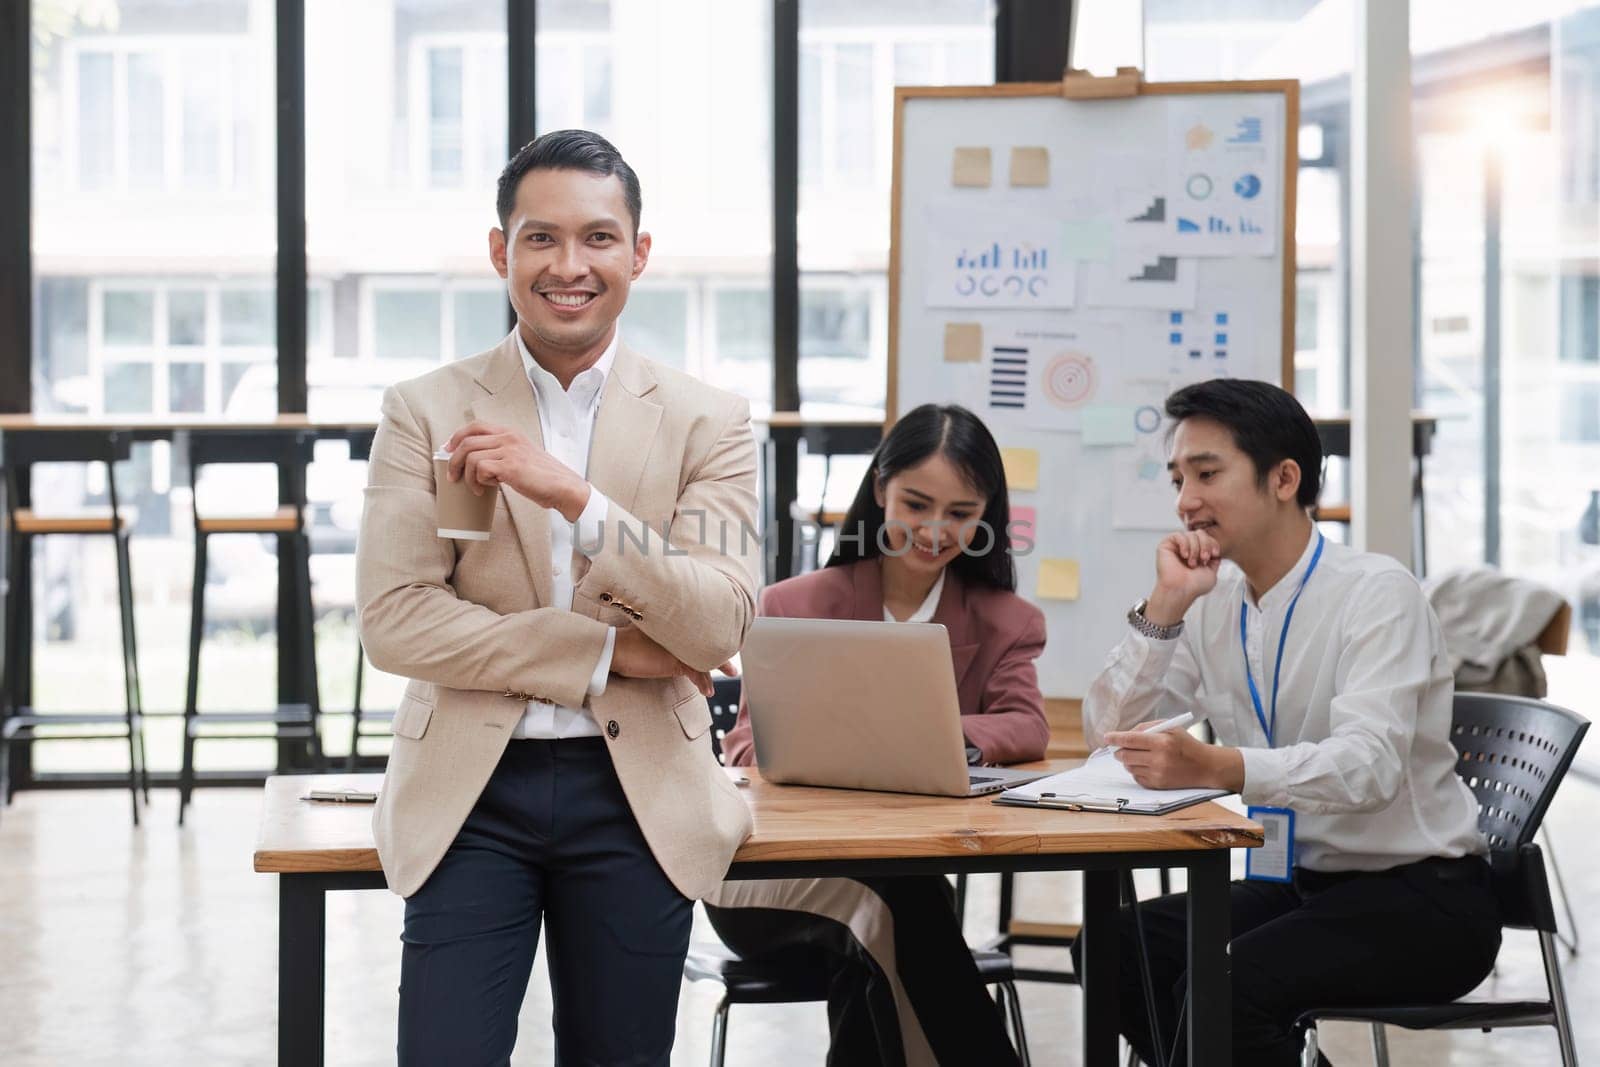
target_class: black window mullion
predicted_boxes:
[507,0,537,332]
[1,0,31,414]
[995,0,1073,83]
[276,0,307,413]
[771,0,800,579]
[274,0,308,757]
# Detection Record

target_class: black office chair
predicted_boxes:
[178,431,324,824]
[1,430,149,824]
[684,677,1031,1066]
[1297,693,1588,1067]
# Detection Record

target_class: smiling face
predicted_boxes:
[489,167,650,365]
[1168,416,1302,558]
[873,451,990,577]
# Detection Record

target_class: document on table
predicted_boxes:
[994,749,1228,814]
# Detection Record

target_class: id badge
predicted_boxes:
[1246,806,1295,883]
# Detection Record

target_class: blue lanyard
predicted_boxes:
[1239,533,1325,747]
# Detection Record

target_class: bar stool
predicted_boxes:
[177,430,323,825]
[1,430,149,825]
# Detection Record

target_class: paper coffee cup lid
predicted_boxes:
[432,447,452,460]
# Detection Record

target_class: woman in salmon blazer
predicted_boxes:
[708,403,1048,1067]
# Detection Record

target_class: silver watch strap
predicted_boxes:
[1128,602,1184,641]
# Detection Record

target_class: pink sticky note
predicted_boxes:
[1008,506,1037,550]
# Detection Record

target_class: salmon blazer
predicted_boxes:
[357,334,759,900]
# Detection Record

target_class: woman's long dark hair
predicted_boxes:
[826,404,1017,592]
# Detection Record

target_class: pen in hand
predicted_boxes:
[1095,711,1197,758]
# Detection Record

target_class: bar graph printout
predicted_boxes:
[923,205,1076,310]
[1165,96,1281,256]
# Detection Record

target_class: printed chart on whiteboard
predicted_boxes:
[984,322,1123,432]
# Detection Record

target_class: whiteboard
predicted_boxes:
[889,80,1298,698]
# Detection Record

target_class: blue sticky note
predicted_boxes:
[1216,312,1229,324]
[1081,405,1137,447]
[1216,332,1228,344]
[1169,331,1182,344]
[1170,311,1184,324]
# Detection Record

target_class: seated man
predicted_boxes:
[1078,378,1500,1066]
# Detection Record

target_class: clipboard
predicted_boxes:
[990,753,1229,815]
[992,787,1228,815]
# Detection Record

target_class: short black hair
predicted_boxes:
[496,129,642,238]
[828,404,1017,592]
[1164,378,1323,509]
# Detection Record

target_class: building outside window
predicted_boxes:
[30,0,280,775]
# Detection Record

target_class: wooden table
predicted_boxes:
[256,766,1260,1066]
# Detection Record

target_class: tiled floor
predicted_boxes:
[1,777,1595,1065]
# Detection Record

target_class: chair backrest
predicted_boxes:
[186,430,315,517]
[4,429,134,468]
[1450,692,1588,853]
[187,429,314,470]
[3,430,134,518]
[1451,693,1589,932]
[708,676,742,765]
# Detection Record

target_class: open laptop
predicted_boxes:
[741,617,1051,797]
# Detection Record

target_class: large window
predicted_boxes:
[30,0,278,776]
[798,0,994,419]
[1094,3,1600,779]
[303,1,511,725]
[539,0,774,412]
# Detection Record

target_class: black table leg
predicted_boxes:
[1186,850,1232,1066]
[280,874,327,1067]
[1080,868,1121,1064]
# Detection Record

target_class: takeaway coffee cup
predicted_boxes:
[434,448,497,540]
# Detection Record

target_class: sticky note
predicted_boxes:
[1009,146,1050,187]
[1008,505,1037,548]
[1000,447,1039,491]
[952,147,992,187]
[943,322,983,363]
[1037,558,1081,601]
[1060,219,1113,262]
[1081,405,1137,446]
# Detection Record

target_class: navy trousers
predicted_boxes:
[1073,856,1502,1066]
[398,738,693,1066]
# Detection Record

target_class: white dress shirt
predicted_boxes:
[1084,528,1485,872]
[883,570,945,624]
[509,329,618,739]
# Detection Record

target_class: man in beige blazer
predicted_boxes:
[356,130,757,1065]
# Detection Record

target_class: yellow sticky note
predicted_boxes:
[943,322,983,363]
[952,146,992,188]
[1037,558,1081,601]
[1000,447,1039,491]
[1010,146,1050,187]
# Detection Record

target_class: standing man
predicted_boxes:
[357,130,759,1065]
[1078,379,1501,1065]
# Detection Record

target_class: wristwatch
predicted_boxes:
[1127,598,1184,641]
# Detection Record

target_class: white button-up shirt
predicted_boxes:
[1084,528,1485,872]
[510,329,618,739]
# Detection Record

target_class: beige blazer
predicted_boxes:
[356,333,759,900]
